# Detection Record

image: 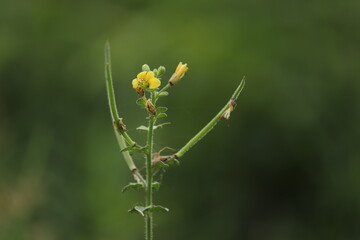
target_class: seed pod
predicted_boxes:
[146,99,156,115]
[135,87,145,97]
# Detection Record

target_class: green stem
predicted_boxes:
[104,41,143,182]
[105,41,137,147]
[175,78,246,158]
[159,83,171,93]
[115,129,145,184]
[145,113,155,240]
[115,129,136,170]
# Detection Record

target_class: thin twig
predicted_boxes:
[161,77,246,163]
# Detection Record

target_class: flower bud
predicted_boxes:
[153,69,158,77]
[168,62,188,86]
[157,66,166,77]
[142,64,151,72]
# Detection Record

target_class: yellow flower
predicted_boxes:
[169,62,188,86]
[132,71,161,92]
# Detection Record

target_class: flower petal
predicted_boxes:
[145,71,155,81]
[148,77,161,89]
[176,62,183,72]
[132,79,139,89]
[137,71,147,79]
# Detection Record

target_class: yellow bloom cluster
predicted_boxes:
[132,71,161,95]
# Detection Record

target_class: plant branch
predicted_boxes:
[115,130,145,184]
[159,83,171,93]
[162,77,246,163]
[105,41,137,147]
[105,41,144,182]
[145,93,156,240]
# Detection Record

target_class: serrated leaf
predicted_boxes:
[158,91,169,97]
[156,107,168,114]
[156,113,167,119]
[136,125,149,131]
[122,182,144,193]
[128,206,146,216]
[136,98,146,107]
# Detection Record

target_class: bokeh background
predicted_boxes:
[1,0,360,239]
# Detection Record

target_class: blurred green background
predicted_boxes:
[1,0,360,239]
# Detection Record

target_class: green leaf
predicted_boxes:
[120,146,137,152]
[136,125,149,131]
[128,206,146,216]
[154,160,169,168]
[167,158,180,165]
[156,107,168,114]
[145,88,157,92]
[129,149,143,155]
[158,91,169,97]
[144,205,169,213]
[137,122,171,131]
[121,146,148,155]
[156,113,167,119]
[152,181,160,191]
[153,122,171,130]
[136,98,146,107]
[122,182,144,193]
[128,205,169,216]
[134,147,148,155]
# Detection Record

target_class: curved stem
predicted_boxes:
[105,41,137,147]
[170,77,246,160]
[175,106,227,158]
[115,130,145,184]
[159,83,171,93]
[115,129,136,170]
[105,41,144,183]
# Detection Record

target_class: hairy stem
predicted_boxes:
[145,114,155,240]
